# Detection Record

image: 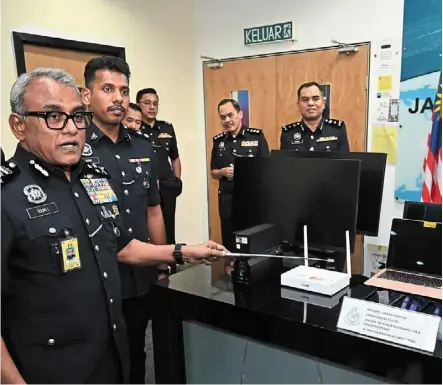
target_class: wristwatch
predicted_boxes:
[173,243,186,264]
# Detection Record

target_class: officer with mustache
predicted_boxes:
[280,82,350,152]
[210,98,270,252]
[81,57,166,384]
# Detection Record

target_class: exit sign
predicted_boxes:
[244,22,294,46]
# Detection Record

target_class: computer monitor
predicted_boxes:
[232,157,361,252]
[387,218,442,276]
[403,201,442,223]
[271,150,387,236]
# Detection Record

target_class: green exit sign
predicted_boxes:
[244,22,294,46]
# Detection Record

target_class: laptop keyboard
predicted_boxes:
[379,270,442,288]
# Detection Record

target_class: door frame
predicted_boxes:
[201,41,372,249]
[12,32,126,76]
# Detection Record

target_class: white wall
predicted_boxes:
[1,0,207,244]
[194,0,406,263]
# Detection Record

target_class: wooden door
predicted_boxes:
[203,45,369,273]
[23,45,111,87]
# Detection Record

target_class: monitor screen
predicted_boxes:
[403,201,442,223]
[271,150,387,236]
[232,157,361,252]
[386,218,442,276]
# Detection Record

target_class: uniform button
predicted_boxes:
[115,155,120,159]
[311,135,314,139]
[49,227,56,234]
[126,209,131,214]
[113,324,117,331]
[95,245,100,251]
[124,190,129,195]
[121,171,126,177]
[233,149,236,152]
[48,338,55,346]
[9,162,16,168]
[103,272,108,279]
[233,140,236,143]
[309,147,314,151]
[128,228,133,233]
[85,219,90,225]
[326,146,330,149]
[74,192,80,198]
[110,298,114,304]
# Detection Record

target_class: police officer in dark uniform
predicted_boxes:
[210,99,270,252]
[1,68,226,384]
[280,81,350,152]
[136,88,182,246]
[81,57,166,384]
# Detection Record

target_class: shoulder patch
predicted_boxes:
[325,119,344,128]
[213,132,225,141]
[245,128,262,135]
[84,162,110,178]
[1,160,20,186]
[158,120,173,126]
[281,122,299,132]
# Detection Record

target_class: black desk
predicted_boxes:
[152,265,441,384]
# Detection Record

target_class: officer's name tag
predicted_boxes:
[61,237,81,273]
[80,178,118,205]
[317,136,338,142]
[83,156,100,165]
[128,158,150,163]
[158,133,172,138]
[26,202,59,219]
[241,141,258,147]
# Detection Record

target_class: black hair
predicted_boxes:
[297,81,323,99]
[136,88,158,103]
[128,102,142,113]
[217,98,241,112]
[84,56,131,88]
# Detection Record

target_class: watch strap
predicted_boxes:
[173,243,186,264]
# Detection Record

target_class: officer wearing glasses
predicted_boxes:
[280,82,350,152]
[1,67,226,384]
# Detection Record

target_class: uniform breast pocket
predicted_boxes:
[129,164,151,200]
[236,146,259,157]
[318,139,339,151]
[24,217,75,273]
[159,137,171,153]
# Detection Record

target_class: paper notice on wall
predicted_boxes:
[371,125,398,164]
[377,75,393,92]
[388,99,399,122]
[374,98,390,122]
[378,41,395,71]
[364,244,388,277]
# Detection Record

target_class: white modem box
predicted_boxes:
[281,265,350,296]
[280,226,352,296]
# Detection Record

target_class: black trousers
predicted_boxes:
[220,217,236,252]
[122,292,153,384]
[159,187,177,245]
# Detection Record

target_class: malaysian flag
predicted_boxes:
[421,71,442,203]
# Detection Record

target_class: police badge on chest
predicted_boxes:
[291,132,303,144]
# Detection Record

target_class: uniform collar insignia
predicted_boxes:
[29,159,51,179]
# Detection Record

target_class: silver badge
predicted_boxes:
[219,142,225,149]
[136,165,142,174]
[91,133,98,140]
[143,179,150,188]
[23,184,47,204]
[294,133,302,140]
[100,205,113,219]
[82,143,93,157]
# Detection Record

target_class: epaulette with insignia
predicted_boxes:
[213,132,225,141]
[158,120,173,126]
[1,160,20,185]
[84,162,110,178]
[324,119,344,127]
[281,122,299,132]
[245,128,262,135]
[127,128,152,142]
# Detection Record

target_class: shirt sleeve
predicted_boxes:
[169,125,180,160]
[339,123,350,152]
[1,209,14,291]
[210,141,218,170]
[258,133,270,157]
[148,145,161,207]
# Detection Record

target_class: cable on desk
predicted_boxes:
[316,358,324,384]
[239,340,249,384]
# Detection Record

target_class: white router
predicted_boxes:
[280,225,352,296]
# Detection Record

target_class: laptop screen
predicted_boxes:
[387,219,442,276]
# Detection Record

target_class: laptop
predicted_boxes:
[365,218,442,300]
